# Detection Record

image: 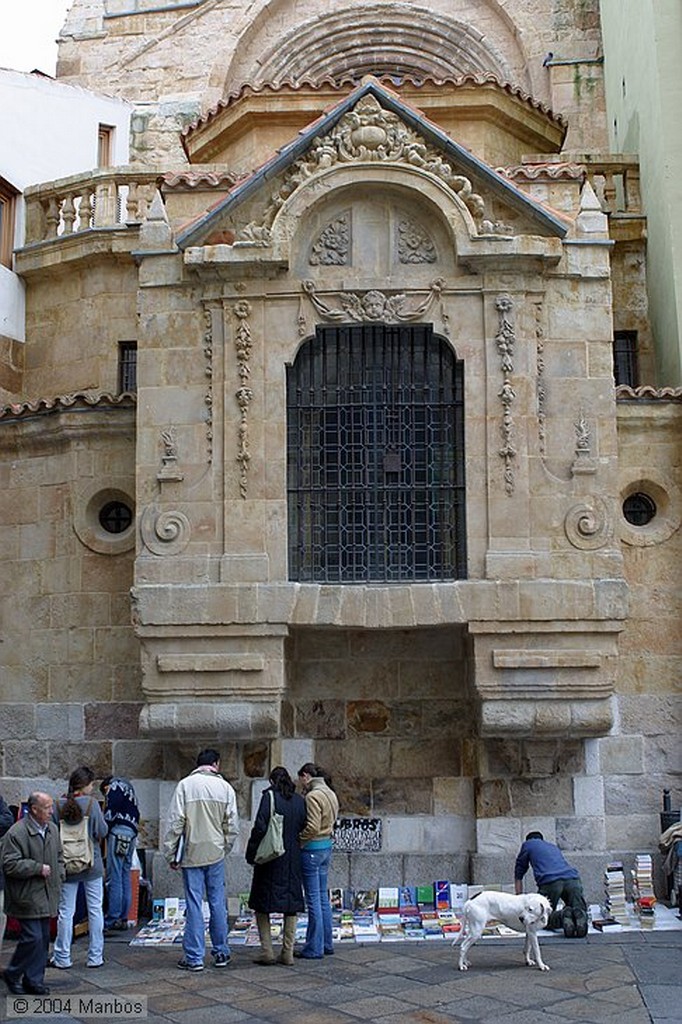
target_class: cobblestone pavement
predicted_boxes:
[2,930,680,1023]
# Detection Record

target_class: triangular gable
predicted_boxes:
[176,76,568,249]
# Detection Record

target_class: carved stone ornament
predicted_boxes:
[310,214,349,265]
[203,307,214,464]
[302,278,443,323]
[140,505,191,555]
[534,300,546,456]
[398,218,436,263]
[157,425,184,483]
[495,294,517,495]
[233,300,253,499]
[238,94,507,242]
[564,496,613,550]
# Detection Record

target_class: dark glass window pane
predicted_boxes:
[622,492,656,526]
[613,331,638,387]
[99,500,133,534]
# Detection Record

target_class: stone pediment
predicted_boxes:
[177,78,568,257]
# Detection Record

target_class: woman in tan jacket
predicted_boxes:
[295,764,339,959]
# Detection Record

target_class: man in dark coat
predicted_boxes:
[2,792,64,995]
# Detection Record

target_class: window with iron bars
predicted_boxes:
[118,341,137,393]
[613,330,638,387]
[287,323,466,583]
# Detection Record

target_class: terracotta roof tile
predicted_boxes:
[182,72,566,141]
[0,391,136,422]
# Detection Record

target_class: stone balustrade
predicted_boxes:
[22,167,165,247]
[582,156,641,216]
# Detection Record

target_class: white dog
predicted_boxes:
[453,891,552,971]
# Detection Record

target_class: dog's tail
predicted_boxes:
[451,920,467,947]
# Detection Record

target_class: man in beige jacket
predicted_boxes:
[163,749,239,972]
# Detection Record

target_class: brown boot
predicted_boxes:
[253,912,276,965]
[277,914,296,965]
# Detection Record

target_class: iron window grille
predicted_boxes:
[613,331,639,388]
[118,341,137,393]
[287,322,466,583]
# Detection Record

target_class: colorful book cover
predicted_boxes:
[377,887,400,913]
[353,889,378,912]
[434,880,451,911]
[416,884,434,909]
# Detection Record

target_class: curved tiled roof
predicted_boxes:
[164,169,239,189]
[500,162,586,182]
[616,385,682,401]
[0,391,136,422]
[182,72,566,142]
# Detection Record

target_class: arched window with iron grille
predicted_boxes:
[286,322,466,583]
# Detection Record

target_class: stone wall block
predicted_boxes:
[383,816,425,853]
[243,741,269,778]
[347,853,401,890]
[603,774,678,815]
[556,815,606,851]
[48,741,112,780]
[2,741,49,777]
[295,699,347,739]
[509,776,574,816]
[423,814,476,853]
[0,704,35,739]
[434,777,474,816]
[332,778,371,816]
[112,740,164,779]
[371,777,432,815]
[605,813,660,850]
[618,695,680,735]
[315,736,391,781]
[573,775,605,816]
[479,739,522,778]
[476,816,521,854]
[422,700,473,738]
[390,739,460,778]
[599,735,644,774]
[36,703,84,741]
[85,702,142,739]
[644,735,682,774]
[475,779,511,817]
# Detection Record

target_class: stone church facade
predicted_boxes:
[0,0,679,900]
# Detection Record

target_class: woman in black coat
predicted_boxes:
[245,766,307,965]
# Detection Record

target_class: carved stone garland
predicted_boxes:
[203,307,213,464]
[238,94,508,243]
[495,293,517,495]
[233,300,253,499]
[533,300,546,456]
[302,278,443,323]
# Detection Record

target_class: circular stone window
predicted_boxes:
[619,473,680,547]
[99,500,134,534]
[73,481,136,554]
[622,491,657,527]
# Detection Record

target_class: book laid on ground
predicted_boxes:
[377,887,400,914]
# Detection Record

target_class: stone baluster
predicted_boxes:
[79,188,95,231]
[45,196,60,239]
[94,180,117,227]
[61,193,76,234]
[622,166,641,214]
[600,169,617,213]
[126,181,141,223]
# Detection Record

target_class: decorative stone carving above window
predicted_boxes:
[239,94,506,242]
[397,217,436,263]
[302,278,443,323]
[309,214,350,265]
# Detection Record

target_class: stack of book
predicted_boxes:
[604,861,630,925]
[632,853,656,929]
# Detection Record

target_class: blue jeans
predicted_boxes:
[181,861,229,964]
[300,846,333,958]
[53,877,104,967]
[105,825,136,926]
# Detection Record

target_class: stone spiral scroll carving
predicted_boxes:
[564,497,612,550]
[495,293,517,495]
[233,299,253,499]
[140,505,191,555]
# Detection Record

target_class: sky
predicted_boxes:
[0,1,73,76]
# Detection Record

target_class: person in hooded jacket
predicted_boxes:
[245,766,307,966]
